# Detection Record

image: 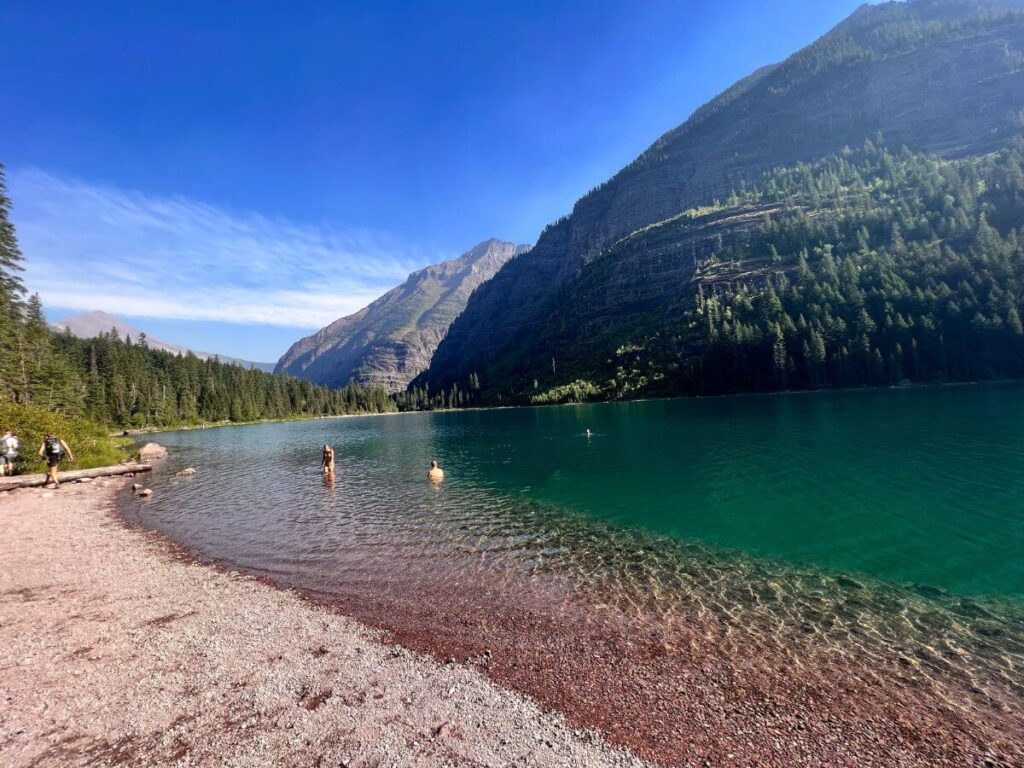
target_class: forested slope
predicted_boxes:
[526,138,1024,402]
[421,0,1024,397]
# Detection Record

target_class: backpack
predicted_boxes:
[45,437,63,458]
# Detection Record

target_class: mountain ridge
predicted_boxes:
[53,311,276,372]
[276,238,529,391]
[420,0,1024,394]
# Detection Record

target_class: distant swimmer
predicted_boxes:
[586,428,592,438]
[428,460,444,483]
[322,444,335,477]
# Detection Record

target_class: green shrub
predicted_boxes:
[0,400,130,474]
[531,379,602,405]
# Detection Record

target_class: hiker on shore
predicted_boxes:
[322,444,335,477]
[38,433,73,488]
[1,430,19,476]
[428,460,444,483]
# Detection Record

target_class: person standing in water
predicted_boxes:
[428,460,444,483]
[321,444,335,477]
[38,433,73,488]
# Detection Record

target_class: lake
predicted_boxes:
[121,382,1024,763]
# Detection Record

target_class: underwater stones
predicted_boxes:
[137,443,167,462]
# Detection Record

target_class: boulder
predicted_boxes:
[138,488,154,497]
[175,467,198,477]
[131,483,143,491]
[137,443,167,462]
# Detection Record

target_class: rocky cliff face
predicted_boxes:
[275,239,528,391]
[421,0,1024,392]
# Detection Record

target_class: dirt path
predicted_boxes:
[0,480,648,768]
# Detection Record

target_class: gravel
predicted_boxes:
[0,480,650,768]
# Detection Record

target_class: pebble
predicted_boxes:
[0,477,647,766]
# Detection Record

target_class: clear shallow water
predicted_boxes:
[128,382,1024,596]
[121,383,1024,722]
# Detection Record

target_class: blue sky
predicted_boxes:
[2,0,867,362]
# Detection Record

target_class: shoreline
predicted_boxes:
[7,478,1020,767]
[0,480,646,768]
[116,474,1023,767]
[128,376,1024,438]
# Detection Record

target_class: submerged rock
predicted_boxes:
[138,443,167,462]
[175,467,198,477]
[138,488,154,497]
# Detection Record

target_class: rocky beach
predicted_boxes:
[0,480,645,768]
[3,470,1021,768]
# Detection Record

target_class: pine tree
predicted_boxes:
[0,164,25,306]
[0,164,26,400]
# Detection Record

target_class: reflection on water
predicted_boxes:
[121,384,1024,733]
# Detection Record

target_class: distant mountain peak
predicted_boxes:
[54,311,174,347]
[53,311,275,371]
[275,238,524,392]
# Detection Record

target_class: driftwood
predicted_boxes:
[0,463,153,491]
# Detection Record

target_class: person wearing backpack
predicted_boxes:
[1,430,19,476]
[37,433,74,488]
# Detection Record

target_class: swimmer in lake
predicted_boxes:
[586,428,592,438]
[322,444,335,477]
[428,460,444,483]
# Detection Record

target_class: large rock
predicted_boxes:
[275,239,529,393]
[137,443,167,462]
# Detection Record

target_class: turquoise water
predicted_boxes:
[124,383,1024,600]
[437,385,1024,600]
[121,383,1024,718]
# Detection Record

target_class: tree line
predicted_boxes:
[393,373,482,412]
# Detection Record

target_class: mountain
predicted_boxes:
[420,0,1024,398]
[53,311,276,372]
[275,239,528,392]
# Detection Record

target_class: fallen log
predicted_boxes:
[0,463,153,491]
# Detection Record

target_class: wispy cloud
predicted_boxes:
[8,169,432,327]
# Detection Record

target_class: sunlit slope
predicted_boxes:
[422,0,1024,396]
